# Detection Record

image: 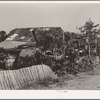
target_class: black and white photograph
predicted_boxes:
[0,1,100,91]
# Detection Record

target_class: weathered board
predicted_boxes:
[0,64,57,90]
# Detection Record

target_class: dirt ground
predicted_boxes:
[21,64,100,90]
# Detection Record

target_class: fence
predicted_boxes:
[0,64,56,90]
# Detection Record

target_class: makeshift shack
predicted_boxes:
[0,27,64,70]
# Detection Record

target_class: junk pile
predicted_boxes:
[0,27,63,70]
[32,27,63,51]
[0,27,100,77]
[17,45,99,76]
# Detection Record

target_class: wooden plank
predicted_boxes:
[0,72,4,90]
[18,69,25,87]
[41,65,46,79]
[34,65,40,81]
[13,70,22,89]
[27,68,33,85]
[9,70,17,89]
[3,71,11,90]
[24,68,32,84]
[21,68,29,85]
[19,69,27,87]
[36,65,42,80]
[17,69,25,86]
[7,70,15,90]
[16,69,24,88]
[0,72,3,90]
[22,68,29,85]
[6,70,15,90]
[11,70,19,89]
[8,70,16,89]
[27,67,35,84]
[33,66,38,81]
[3,71,9,90]
[1,71,7,90]
[30,66,38,82]
[38,65,45,80]
[28,67,36,83]
[43,65,50,78]
[11,70,20,89]
[8,70,18,89]
[0,79,3,90]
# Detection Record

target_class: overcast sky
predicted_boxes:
[0,3,100,33]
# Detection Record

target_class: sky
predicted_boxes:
[0,3,100,33]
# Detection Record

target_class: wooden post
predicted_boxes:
[63,32,66,55]
[87,33,91,58]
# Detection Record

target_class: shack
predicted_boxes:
[0,27,63,70]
